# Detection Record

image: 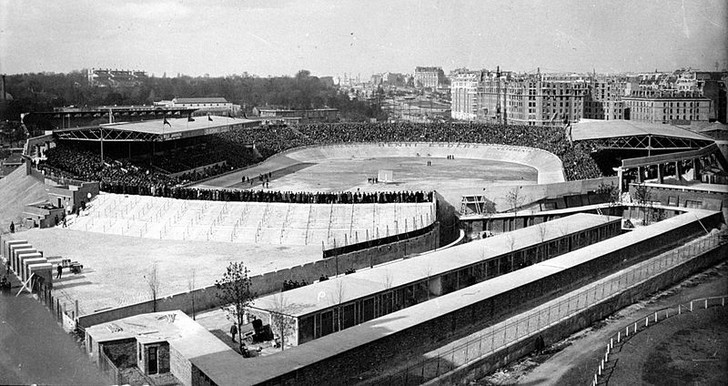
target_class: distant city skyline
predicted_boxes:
[1,0,726,78]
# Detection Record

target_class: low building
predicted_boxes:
[252,107,339,123]
[156,97,240,117]
[85,310,236,386]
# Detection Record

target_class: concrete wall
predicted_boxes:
[170,345,193,386]
[630,182,727,212]
[432,242,728,385]
[272,142,566,185]
[76,223,440,328]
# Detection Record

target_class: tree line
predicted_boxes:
[2,69,385,122]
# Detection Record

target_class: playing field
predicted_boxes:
[200,157,538,209]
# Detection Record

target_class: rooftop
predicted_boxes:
[173,97,229,104]
[251,213,621,317]
[571,119,714,142]
[99,116,259,137]
[196,208,718,386]
[85,310,233,358]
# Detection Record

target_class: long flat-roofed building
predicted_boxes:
[248,213,621,346]
[252,107,339,124]
[623,89,711,124]
[155,97,241,117]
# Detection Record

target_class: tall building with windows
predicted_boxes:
[450,71,481,121]
[450,69,585,127]
[622,89,711,124]
[414,67,445,89]
[583,76,626,120]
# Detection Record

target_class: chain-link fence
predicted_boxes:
[384,233,725,385]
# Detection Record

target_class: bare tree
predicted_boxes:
[215,261,256,354]
[633,182,651,205]
[558,223,570,252]
[633,182,652,225]
[506,233,517,252]
[330,280,346,332]
[558,223,569,238]
[596,181,620,207]
[422,264,434,300]
[188,268,197,320]
[505,233,517,273]
[269,293,295,351]
[504,186,527,229]
[383,269,393,290]
[146,263,161,312]
[537,222,548,262]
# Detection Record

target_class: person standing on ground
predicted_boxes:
[230,323,238,343]
[56,264,62,280]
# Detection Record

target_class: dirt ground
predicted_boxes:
[475,262,728,385]
[612,306,727,385]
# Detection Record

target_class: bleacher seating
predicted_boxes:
[70,193,435,249]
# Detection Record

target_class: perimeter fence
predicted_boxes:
[592,294,727,386]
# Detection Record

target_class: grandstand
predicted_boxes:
[70,193,434,248]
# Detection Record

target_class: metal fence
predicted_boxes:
[383,233,726,385]
[592,294,727,386]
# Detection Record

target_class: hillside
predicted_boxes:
[0,164,49,231]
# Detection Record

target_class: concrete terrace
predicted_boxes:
[11,228,320,314]
[69,193,435,248]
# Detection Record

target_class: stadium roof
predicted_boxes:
[55,116,260,142]
[571,120,712,142]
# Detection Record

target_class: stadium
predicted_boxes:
[1,115,727,385]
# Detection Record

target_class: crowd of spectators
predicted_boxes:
[103,184,432,204]
[40,122,603,202]
[39,145,176,189]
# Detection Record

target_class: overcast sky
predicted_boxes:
[1,0,726,77]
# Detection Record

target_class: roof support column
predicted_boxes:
[637,166,643,183]
[693,157,701,180]
[616,167,625,193]
[657,163,664,184]
[675,161,682,181]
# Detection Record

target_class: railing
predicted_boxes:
[592,294,727,386]
[381,233,726,385]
